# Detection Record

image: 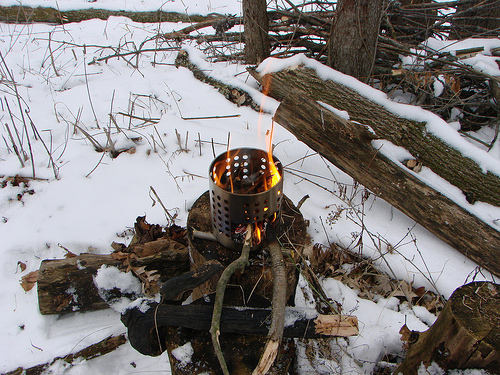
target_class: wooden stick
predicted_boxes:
[252,227,287,375]
[210,225,253,375]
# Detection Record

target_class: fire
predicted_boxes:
[211,148,281,194]
[209,63,283,247]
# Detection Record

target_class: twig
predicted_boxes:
[192,228,217,241]
[48,31,60,77]
[83,48,100,129]
[149,186,176,225]
[4,123,25,168]
[25,110,59,179]
[180,114,241,120]
[4,334,127,375]
[85,152,106,178]
[210,225,253,375]
[117,112,160,124]
[252,226,287,375]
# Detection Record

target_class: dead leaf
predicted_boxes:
[17,261,27,272]
[415,286,426,298]
[231,89,246,107]
[399,324,411,344]
[58,243,77,258]
[20,270,38,292]
[392,280,418,301]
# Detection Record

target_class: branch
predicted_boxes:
[210,225,253,375]
[252,227,287,375]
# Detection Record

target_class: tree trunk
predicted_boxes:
[272,91,500,278]
[243,0,270,64]
[395,281,500,374]
[328,0,384,81]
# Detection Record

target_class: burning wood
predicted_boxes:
[209,148,284,248]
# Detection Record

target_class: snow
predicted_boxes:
[0,1,498,374]
[93,265,142,312]
[171,342,194,368]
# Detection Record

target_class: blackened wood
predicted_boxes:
[161,259,224,301]
[122,302,356,356]
[395,281,500,374]
[273,91,500,278]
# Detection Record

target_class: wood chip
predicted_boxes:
[314,315,358,337]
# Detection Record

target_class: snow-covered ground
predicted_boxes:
[1,1,499,374]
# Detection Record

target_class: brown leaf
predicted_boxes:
[59,243,77,258]
[20,270,38,291]
[414,286,426,298]
[17,261,27,272]
[399,324,411,343]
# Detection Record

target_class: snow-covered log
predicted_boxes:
[271,90,500,278]
[37,243,189,315]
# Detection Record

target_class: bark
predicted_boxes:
[272,91,500,278]
[243,0,270,64]
[0,5,205,24]
[37,243,189,315]
[328,0,384,81]
[395,281,500,374]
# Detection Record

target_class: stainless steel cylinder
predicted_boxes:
[209,148,284,249]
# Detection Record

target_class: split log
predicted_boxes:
[37,241,189,315]
[395,281,500,374]
[264,77,500,278]
[122,301,358,357]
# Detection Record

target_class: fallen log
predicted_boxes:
[272,91,500,278]
[249,65,500,207]
[37,240,189,315]
[122,301,358,356]
[0,5,206,24]
[5,334,127,375]
[395,281,500,374]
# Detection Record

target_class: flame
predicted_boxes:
[254,223,263,244]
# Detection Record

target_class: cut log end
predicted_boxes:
[395,281,500,374]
